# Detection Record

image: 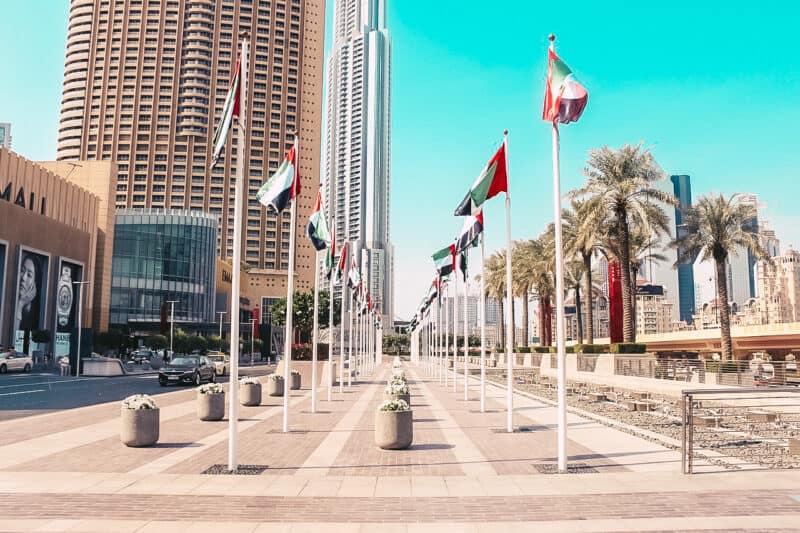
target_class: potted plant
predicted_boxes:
[391,370,406,381]
[239,376,262,406]
[290,369,301,390]
[197,383,225,421]
[265,373,284,397]
[392,356,402,368]
[375,399,413,450]
[383,380,410,406]
[120,394,159,447]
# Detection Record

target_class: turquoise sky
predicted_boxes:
[2,1,799,320]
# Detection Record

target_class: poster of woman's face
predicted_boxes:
[13,249,49,336]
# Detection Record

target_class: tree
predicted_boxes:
[574,144,673,342]
[318,289,342,328]
[673,193,768,360]
[564,259,586,343]
[482,250,508,350]
[145,334,168,350]
[172,328,191,355]
[187,334,208,353]
[511,240,537,348]
[206,335,223,351]
[31,329,52,345]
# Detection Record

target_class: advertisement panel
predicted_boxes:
[13,247,50,353]
[0,240,6,346]
[54,258,83,358]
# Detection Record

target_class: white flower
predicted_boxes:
[385,381,409,395]
[122,394,157,410]
[266,373,284,382]
[379,399,410,412]
[198,383,224,395]
[240,376,261,385]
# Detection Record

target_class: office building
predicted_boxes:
[756,246,800,324]
[635,281,674,336]
[324,0,393,325]
[56,0,325,309]
[671,174,695,323]
[0,123,11,149]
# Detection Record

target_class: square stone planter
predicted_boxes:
[197,392,225,421]
[240,383,262,406]
[447,360,454,368]
[290,372,301,390]
[266,378,284,397]
[383,392,410,406]
[375,409,413,450]
[120,408,159,447]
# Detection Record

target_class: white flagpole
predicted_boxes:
[463,251,469,400]
[480,230,487,412]
[227,32,248,472]
[327,258,334,402]
[339,243,347,393]
[452,256,458,392]
[503,130,514,434]
[437,284,442,383]
[444,280,449,387]
[348,296,353,387]
[550,35,568,473]
[282,133,300,434]
[311,250,320,413]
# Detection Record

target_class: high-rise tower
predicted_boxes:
[671,174,696,323]
[57,0,325,301]
[324,0,393,325]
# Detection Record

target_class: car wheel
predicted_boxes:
[159,380,167,387]
[223,366,227,376]
[194,372,201,386]
[0,364,6,374]
[23,363,31,373]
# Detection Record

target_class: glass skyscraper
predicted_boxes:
[671,174,696,323]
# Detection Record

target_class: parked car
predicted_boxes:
[206,352,229,376]
[158,355,215,386]
[130,350,155,364]
[0,349,32,374]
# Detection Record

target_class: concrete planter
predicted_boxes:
[375,409,413,450]
[487,359,497,368]
[383,392,411,406]
[266,378,284,397]
[447,360,454,368]
[290,372,301,390]
[240,383,262,406]
[120,408,159,447]
[197,392,225,421]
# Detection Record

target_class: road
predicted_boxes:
[0,364,274,421]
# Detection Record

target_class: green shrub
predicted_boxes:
[549,347,557,353]
[534,346,551,353]
[574,343,608,354]
[565,346,575,353]
[610,342,647,354]
[515,346,531,353]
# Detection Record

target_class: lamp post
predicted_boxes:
[251,318,256,367]
[72,281,90,377]
[217,311,226,346]
[167,300,179,357]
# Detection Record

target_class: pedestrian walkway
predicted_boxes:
[0,360,797,532]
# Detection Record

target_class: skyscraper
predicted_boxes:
[671,174,696,323]
[57,0,325,300]
[0,123,11,149]
[324,0,393,325]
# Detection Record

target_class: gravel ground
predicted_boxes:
[484,369,800,470]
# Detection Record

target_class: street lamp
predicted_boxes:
[72,281,91,377]
[167,300,179,358]
[217,311,227,342]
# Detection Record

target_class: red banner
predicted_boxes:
[252,307,260,339]
[608,261,623,343]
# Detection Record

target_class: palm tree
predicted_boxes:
[574,144,674,342]
[482,250,508,350]
[563,198,606,344]
[512,240,538,348]
[673,193,768,360]
[564,259,586,343]
[529,231,556,347]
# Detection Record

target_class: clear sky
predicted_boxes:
[1,1,799,321]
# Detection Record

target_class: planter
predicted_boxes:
[383,392,411,406]
[120,408,159,447]
[375,409,413,450]
[447,360,454,368]
[290,373,301,390]
[487,359,497,368]
[240,383,262,406]
[197,392,225,421]
[266,378,284,397]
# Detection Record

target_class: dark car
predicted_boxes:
[158,355,216,386]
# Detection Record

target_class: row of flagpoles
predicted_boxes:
[211,33,383,471]
[408,35,587,473]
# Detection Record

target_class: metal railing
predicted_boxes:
[615,357,707,383]
[681,387,800,474]
[577,353,600,372]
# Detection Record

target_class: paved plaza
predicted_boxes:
[0,361,797,532]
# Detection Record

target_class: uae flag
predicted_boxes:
[210,56,241,168]
[432,244,457,277]
[348,257,361,291]
[454,143,508,216]
[542,48,588,124]
[425,278,439,305]
[456,210,483,252]
[459,250,469,282]
[257,140,300,213]
[325,226,336,279]
[307,191,331,251]
[334,241,348,284]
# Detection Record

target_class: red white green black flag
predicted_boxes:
[454,143,508,216]
[307,190,331,251]
[210,56,241,168]
[257,140,300,213]
[542,48,588,124]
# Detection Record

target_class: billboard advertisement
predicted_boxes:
[54,258,83,358]
[13,247,50,353]
[0,241,6,346]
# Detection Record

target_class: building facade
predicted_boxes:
[671,174,696,323]
[110,209,217,333]
[57,0,325,308]
[0,123,11,149]
[324,0,393,324]
[635,282,674,336]
[0,148,99,359]
[755,246,800,324]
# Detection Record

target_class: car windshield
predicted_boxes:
[170,357,199,366]
[0,353,9,359]
[207,355,225,362]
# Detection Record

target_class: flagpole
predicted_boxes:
[444,280,449,387]
[311,250,320,413]
[348,296,353,387]
[463,251,469,401]
[452,253,458,392]
[503,130,514,434]
[282,133,299,434]
[480,230,487,412]
[327,255,334,402]
[339,243,347,393]
[550,35,568,473]
[437,281,442,383]
[227,32,248,472]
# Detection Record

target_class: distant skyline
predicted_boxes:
[1,1,799,321]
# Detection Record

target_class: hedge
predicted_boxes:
[534,346,551,353]
[610,342,647,354]
[573,343,608,354]
[514,346,531,353]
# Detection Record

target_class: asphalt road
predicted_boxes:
[0,364,274,422]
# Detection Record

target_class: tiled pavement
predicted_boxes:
[0,360,797,532]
